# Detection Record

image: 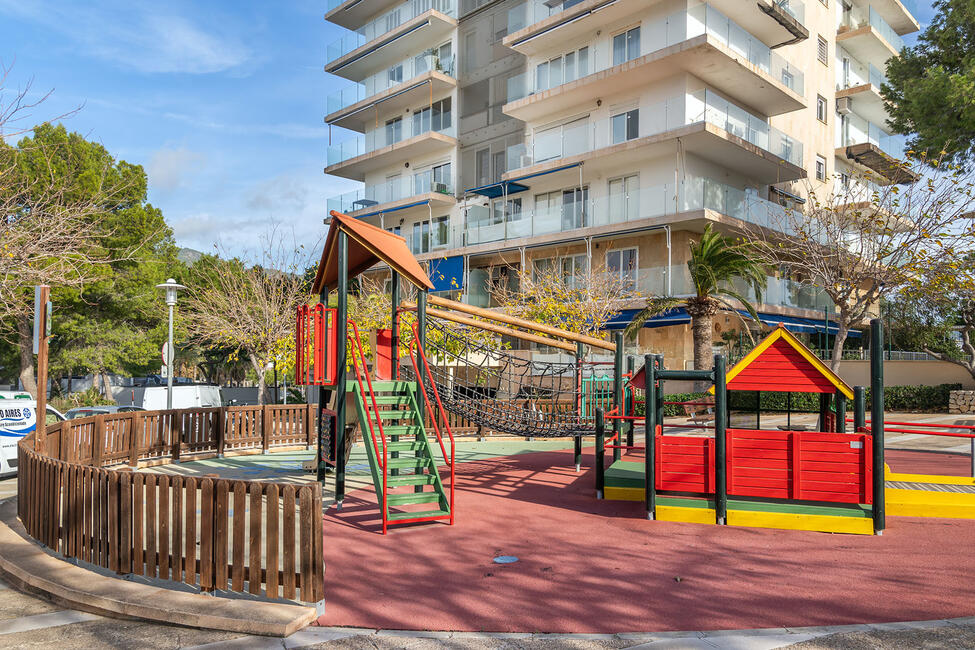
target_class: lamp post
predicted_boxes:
[156,278,186,411]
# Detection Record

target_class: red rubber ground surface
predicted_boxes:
[319,449,975,633]
[887,449,972,476]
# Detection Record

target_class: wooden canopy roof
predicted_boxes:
[711,326,854,399]
[311,210,433,294]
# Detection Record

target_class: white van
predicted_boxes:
[0,397,66,477]
[118,385,223,411]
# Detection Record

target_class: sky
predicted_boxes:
[0,0,940,260]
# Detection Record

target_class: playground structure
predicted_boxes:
[297,210,975,535]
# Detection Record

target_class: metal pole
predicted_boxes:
[714,354,728,525]
[626,356,635,447]
[335,230,349,508]
[835,389,847,434]
[575,341,584,472]
[644,354,656,520]
[870,318,885,535]
[853,386,866,432]
[654,354,664,433]
[390,272,400,380]
[316,289,329,486]
[612,333,623,463]
[167,303,174,411]
[595,408,605,498]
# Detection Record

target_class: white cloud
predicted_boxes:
[0,1,252,75]
[147,147,206,193]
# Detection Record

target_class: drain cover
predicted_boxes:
[493,555,519,564]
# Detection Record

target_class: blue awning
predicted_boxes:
[465,163,583,199]
[427,255,464,292]
[356,199,430,219]
[736,311,861,338]
[602,307,860,338]
[604,308,691,330]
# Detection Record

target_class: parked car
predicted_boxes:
[63,405,145,420]
[0,398,66,477]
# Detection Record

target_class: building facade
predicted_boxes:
[323,0,919,366]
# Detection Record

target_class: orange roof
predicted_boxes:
[311,211,433,294]
[709,326,854,399]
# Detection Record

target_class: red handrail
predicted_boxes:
[847,418,975,439]
[347,320,389,533]
[407,321,455,525]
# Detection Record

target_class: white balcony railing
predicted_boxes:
[325,0,457,63]
[327,54,455,115]
[327,116,455,167]
[506,3,804,101]
[506,90,803,172]
[327,175,455,215]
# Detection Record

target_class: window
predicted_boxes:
[817,36,828,65]
[491,197,522,224]
[411,217,450,253]
[608,175,640,222]
[432,216,449,249]
[562,187,588,229]
[533,257,555,282]
[535,47,590,92]
[607,248,638,290]
[815,155,827,181]
[414,162,452,194]
[611,109,639,144]
[385,117,402,145]
[816,95,828,123]
[840,172,850,189]
[475,148,490,186]
[613,27,640,65]
[561,254,589,288]
[412,220,430,254]
[413,98,452,134]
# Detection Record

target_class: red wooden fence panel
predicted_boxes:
[655,434,715,494]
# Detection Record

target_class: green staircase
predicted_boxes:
[349,380,452,533]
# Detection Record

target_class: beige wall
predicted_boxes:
[836,360,975,389]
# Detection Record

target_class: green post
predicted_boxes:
[644,354,657,520]
[835,389,847,433]
[575,341,584,472]
[853,386,866,432]
[870,318,885,534]
[595,407,605,498]
[334,230,349,508]
[714,354,728,525]
[612,333,623,462]
[654,354,664,432]
[818,393,831,432]
[625,356,635,447]
[390,272,400,380]
[316,289,330,486]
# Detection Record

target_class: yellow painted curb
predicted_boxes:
[727,509,874,535]
[603,486,643,502]
[886,488,975,519]
[887,471,975,486]
[658,505,716,525]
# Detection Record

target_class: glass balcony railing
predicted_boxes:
[773,0,805,25]
[326,0,457,62]
[837,59,888,91]
[507,4,804,104]
[838,114,906,159]
[326,0,345,12]
[506,90,803,172]
[869,6,904,52]
[327,174,455,214]
[327,53,455,115]
[732,276,833,311]
[326,117,456,167]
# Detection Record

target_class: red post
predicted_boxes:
[791,431,802,500]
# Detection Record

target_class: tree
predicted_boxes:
[182,236,309,405]
[624,225,769,371]
[747,157,975,371]
[884,0,975,166]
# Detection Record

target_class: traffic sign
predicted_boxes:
[161,342,174,367]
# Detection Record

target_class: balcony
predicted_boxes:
[326,0,406,31]
[837,6,903,65]
[836,62,888,127]
[837,115,916,184]
[504,4,805,122]
[326,174,456,218]
[505,91,805,185]
[733,276,834,313]
[861,0,920,36]
[326,119,457,180]
[459,176,792,251]
[325,0,457,80]
[506,0,806,52]
[326,54,456,131]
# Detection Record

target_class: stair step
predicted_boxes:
[367,380,415,392]
[378,409,415,420]
[387,457,431,470]
[387,509,450,522]
[386,492,442,506]
[387,474,438,487]
[382,425,423,436]
[373,395,411,405]
[387,440,425,452]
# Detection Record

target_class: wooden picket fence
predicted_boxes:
[17,403,324,603]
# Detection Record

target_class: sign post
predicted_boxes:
[33,285,51,452]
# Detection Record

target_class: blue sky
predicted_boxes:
[0,0,939,258]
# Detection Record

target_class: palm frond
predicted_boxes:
[623,297,684,341]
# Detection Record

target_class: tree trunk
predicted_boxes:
[686,297,718,371]
[251,357,267,406]
[101,372,113,401]
[17,316,37,398]
[829,320,850,373]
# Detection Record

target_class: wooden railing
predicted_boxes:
[17,403,324,604]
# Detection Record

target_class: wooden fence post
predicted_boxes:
[216,407,226,457]
[171,411,181,463]
[262,406,270,453]
[130,413,142,467]
[92,415,105,467]
[306,404,315,448]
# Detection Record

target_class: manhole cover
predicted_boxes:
[493,555,519,564]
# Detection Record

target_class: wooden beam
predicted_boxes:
[401,302,577,352]
[423,295,616,352]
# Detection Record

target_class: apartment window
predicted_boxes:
[607,247,638,291]
[492,151,505,183]
[533,257,555,282]
[562,187,588,230]
[816,95,828,123]
[536,46,589,92]
[815,155,827,181]
[411,217,450,253]
[609,175,640,222]
[492,197,522,224]
[611,109,639,144]
[561,254,589,289]
[412,220,430,254]
[817,36,829,65]
[416,41,452,75]
[613,27,640,66]
[840,172,851,189]
[475,148,490,186]
[385,117,402,144]
[413,97,452,134]
[432,216,449,249]
[414,162,452,194]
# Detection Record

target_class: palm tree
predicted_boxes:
[624,224,770,371]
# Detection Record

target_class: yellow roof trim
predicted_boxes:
[709,325,855,400]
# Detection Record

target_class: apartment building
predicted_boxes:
[323,0,919,366]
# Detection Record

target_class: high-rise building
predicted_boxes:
[323,0,919,366]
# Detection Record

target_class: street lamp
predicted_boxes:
[156,278,186,410]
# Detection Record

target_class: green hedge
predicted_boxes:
[628,383,961,415]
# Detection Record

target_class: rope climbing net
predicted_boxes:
[403,316,613,437]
